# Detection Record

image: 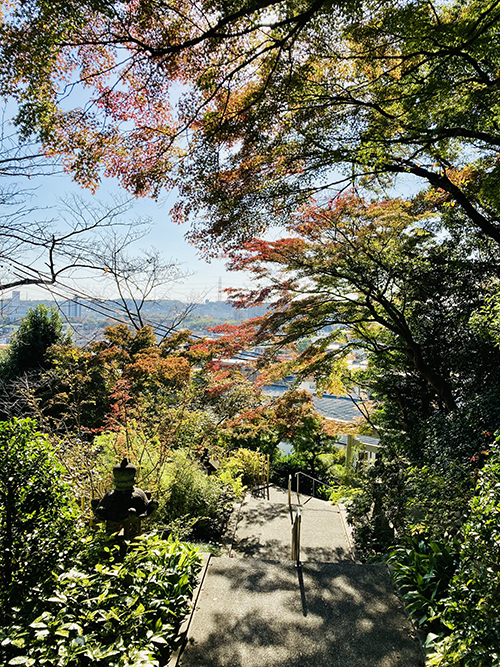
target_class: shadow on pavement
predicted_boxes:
[180,560,424,667]
[237,502,292,527]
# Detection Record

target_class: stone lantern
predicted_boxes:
[91,458,158,538]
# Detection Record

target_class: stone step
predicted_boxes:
[229,486,353,562]
[177,557,424,667]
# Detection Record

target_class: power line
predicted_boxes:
[5,265,264,364]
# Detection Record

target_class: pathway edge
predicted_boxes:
[338,502,356,561]
[167,552,212,667]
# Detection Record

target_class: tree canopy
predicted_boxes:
[0,0,499,252]
[0,305,70,383]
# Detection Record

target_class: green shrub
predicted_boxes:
[91,435,238,542]
[329,485,363,504]
[158,450,236,541]
[318,448,348,471]
[388,535,459,634]
[271,451,331,496]
[348,452,472,560]
[427,443,500,666]
[1,531,201,667]
[219,448,263,489]
[0,418,78,620]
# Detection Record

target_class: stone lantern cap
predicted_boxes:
[113,458,137,490]
[91,457,159,524]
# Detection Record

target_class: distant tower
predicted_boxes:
[62,298,82,319]
[10,290,21,317]
[218,277,222,302]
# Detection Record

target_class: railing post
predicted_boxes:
[291,507,301,565]
[296,471,300,498]
[346,434,355,469]
[288,474,292,507]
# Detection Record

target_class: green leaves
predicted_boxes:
[388,535,460,632]
[156,449,237,542]
[0,418,79,620]
[0,305,70,384]
[8,657,36,666]
[425,442,500,665]
[384,443,500,666]
[3,532,201,667]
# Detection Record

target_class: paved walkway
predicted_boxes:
[229,486,353,562]
[176,486,424,667]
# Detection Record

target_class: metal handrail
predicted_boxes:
[295,470,333,487]
[291,506,301,565]
[295,471,335,500]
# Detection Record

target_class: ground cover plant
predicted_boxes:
[2,531,201,667]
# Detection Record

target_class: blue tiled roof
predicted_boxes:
[264,384,379,445]
[312,395,360,421]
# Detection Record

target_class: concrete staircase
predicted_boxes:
[228,485,353,562]
[174,486,424,667]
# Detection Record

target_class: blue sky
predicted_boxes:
[14,164,257,304]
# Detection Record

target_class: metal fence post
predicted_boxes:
[291,507,301,564]
[346,434,355,469]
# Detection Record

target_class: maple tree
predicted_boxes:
[220,389,336,463]
[220,192,500,426]
[0,0,499,253]
[20,323,264,442]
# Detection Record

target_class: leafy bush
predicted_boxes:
[328,462,358,486]
[158,450,236,541]
[403,463,472,540]
[91,434,239,542]
[1,531,201,667]
[318,448,348,472]
[388,535,459,634]
[219,448,264,489]
[271,451,330,496]
[329,484,363,504]
[271,448,359,501]
[348,451,473,560]
[0,418,78,619]
[427,443,500,666]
